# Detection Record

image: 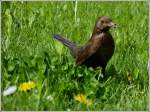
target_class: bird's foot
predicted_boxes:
[97,73,104,81]
[101,73,104,78]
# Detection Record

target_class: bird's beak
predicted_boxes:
[108,22,117,28]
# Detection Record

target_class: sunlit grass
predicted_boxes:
[1,1,148,111]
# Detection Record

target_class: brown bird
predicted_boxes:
[53,16,116,77]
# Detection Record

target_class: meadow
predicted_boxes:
[1,1,149,111]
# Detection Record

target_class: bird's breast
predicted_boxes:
[99,33,115,56]
[86,32,115,67]
[79,32,115,68]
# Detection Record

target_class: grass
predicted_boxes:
[1,1,149,111]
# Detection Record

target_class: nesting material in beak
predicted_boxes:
[109,22,117,28]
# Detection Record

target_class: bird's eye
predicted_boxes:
[101,20,104,23]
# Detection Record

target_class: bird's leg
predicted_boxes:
[101,67,106,78]
[96,66,105,81]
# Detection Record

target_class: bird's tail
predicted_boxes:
[53,34,77,50]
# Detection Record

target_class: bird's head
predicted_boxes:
[95,16,116,33]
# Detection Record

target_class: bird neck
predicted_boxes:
[91,29,109,37]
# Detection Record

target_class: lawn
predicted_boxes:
[1,1,149,111]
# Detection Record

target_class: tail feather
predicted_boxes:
[53,34,77,50]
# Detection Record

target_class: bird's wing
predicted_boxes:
[76,35,103,65]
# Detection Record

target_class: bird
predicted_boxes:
[53,16,116,77]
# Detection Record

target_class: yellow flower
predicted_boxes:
[74,94,92,106]
[19,81,36,92]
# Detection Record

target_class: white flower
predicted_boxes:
[3,85,17,96]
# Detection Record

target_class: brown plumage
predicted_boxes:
[53,16,116,77]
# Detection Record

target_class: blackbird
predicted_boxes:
[53,16,116,77]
